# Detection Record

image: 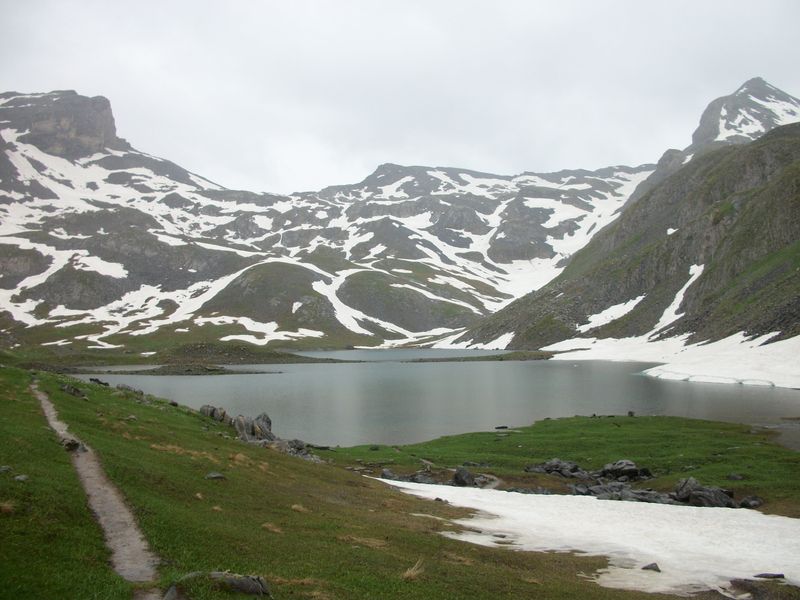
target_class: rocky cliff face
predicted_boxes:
[460,123,800,349]
[0,90,131,159]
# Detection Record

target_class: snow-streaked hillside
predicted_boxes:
[0,90,653,351]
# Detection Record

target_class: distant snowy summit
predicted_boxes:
[0,78,798,357]
[691,77,800,148]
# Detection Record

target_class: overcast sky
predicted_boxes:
[2,1,799,194]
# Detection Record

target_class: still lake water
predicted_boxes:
[79,350,800,447]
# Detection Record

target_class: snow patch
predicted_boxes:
[652,264,704,335]
[383,480,800,596]
[576,295,645,333]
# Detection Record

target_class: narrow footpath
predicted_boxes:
[32,383,163,600]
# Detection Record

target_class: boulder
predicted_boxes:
[673,477,702,502]
[687,488,736,508]
[60,384,87,399]
[208,571,271,596]
[253,413,273,439]
[453,467,475,487]
[233,415,255,441]
[409,472,437,485]
[211,407,228,422]
[525,458,590,479]
[597,459,651,481]
[380,468,398,480]
[60,437,85,452]
[738,495,764,509]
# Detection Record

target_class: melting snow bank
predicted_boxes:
[543,332,800,390]
[382,480,800,596]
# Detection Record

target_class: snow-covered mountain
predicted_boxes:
[0,78,797,356]
[454,96,800,386]
[0,90,653,352]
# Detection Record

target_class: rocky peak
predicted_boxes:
[0,90,131,159]
[689,77,800,151]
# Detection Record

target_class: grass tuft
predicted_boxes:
[402,558,425,581]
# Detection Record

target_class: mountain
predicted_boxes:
[0,90,654,353]
[454,90,800,356]
[626,76,800,205]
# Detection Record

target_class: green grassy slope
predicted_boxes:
[1,366,716,600]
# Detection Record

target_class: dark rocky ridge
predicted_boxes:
[0,90,131,159]
[464,122,800,349]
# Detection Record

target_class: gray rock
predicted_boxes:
[60,437,85,452]
[253,413,273,438]
[753,573,784,579]
[525,458,589,479]
[409,472,437,485]
[14,474,28,482]
[726,473,745,481]
[0,465,11,474]
[687,487,736,508]
[233,415,254,441]
[204,472,226,480]
[598,459,650,481]
[208,571,271,596]
[453,467,475,487]
[60,384,87,399]
[380,468,398,480]
[673,477,702,502]
[199,405,215,418]
[739,495,764,509]
[642,563,661,572]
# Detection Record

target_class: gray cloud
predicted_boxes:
[2,0,799,193]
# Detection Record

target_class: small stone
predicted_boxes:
[739,495,763,509]
[205,472,226,480]
[0,466,11,474]
[60,437,84,452]
[212,505,223,512]
[194,492,204,500]
[726,473,745,481]
[642,563,661,572]
[754,573,784,579]
[14,474,28,482]
[169,400,178,407]
[162,584,179,600]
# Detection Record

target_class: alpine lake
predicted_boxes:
[73,349,800,449]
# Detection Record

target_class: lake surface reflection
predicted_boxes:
[78,351,800,447]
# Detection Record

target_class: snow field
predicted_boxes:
[383,480,800,596]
